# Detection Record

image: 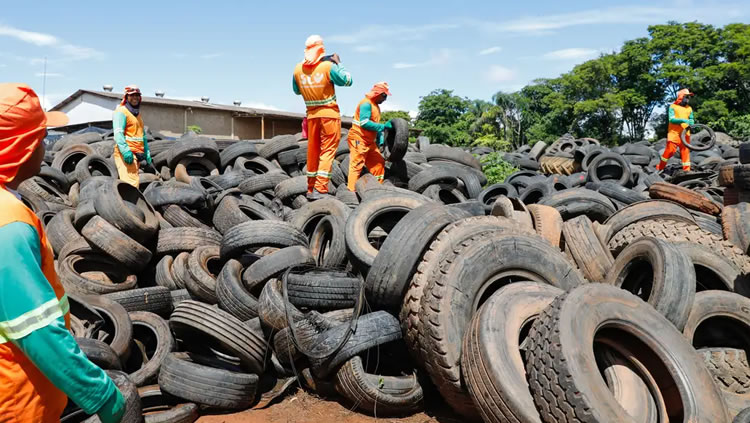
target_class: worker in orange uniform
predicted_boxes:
[656,88,695,172]
[293,35,353,200]
[113,85,151,188]
[0,83,125,422]
[347,82,393,191]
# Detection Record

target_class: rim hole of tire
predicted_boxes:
[63,152,87,173]
[438,189,461,204]
[75,255,132,285]
[360,341,415,378]
[187,163,210,177]
[620,258,654,302]
[595,328,682,421]
[596,162,624,182]
[517,318,536,361]
[89,160,112,177]
[693,316,750,351]
[205,256,223,277]
[239,205,265,222]
[474,272,541,312]
[124,322,158,373]
[117,183,149,223]
[367,210,408,249]
[523,190,544,205]
[694,265,731,292]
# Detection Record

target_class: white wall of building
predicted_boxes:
[58,93,119,125]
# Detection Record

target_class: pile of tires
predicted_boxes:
[31,125,750,422]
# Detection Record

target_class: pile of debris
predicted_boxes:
[28,122,750,423]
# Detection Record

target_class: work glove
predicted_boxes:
[688,118,695,126]
[377,132,385,147]
[135,153,147,163]
[384,120,393,130]
[121,148,134,165]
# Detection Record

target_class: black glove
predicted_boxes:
[135,153,147,163]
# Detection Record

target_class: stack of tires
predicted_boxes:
[30,124,750,423]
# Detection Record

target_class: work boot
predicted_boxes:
[306,190,326,201]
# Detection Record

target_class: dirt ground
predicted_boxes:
[196,388,463,423]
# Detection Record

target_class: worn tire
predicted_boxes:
[562,215,614,283]
[539,188,617,223]
[95,180,159,245]
[287,271,360,310]
[104,287,173,317]
[76,337,122,370]
[220,220,307,259]
[242,246,315,291]
[155,227,221,255]
[649,182,722,215]
[124,311,175,387]
[82,216,152,271]
[216,259,259,321]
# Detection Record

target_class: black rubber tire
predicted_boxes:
[74,200,97,231]
[39,165,71,193]
[274,175,308,201]
[103,287,173,317]
[158,352,258,410]
[519,181,552,204]
[162,205,211,230]
[461,282,563,423]
[381,117,409,162]
[220,142,258,169]
[124,311,175,387]
[166,138,220,168]
[155,256,179,290]
[95,180,159,245]
[562,215,614,283]
[308,311,401,379]
[684,290,750,354]
[420,233,585,418]
[73,154,117,183]
[144,185,209,210]
[345,194,428,270]
[366,203,472,311]
[735,407,750,423]
[682,124,716,151]
[212,196,277,234]
[81,216,152,271]
[184,246,221,304]
[290,198,352,237]
[589,181,648,205]
[259,135,298,159]
[76,337,122,370]
[587,152,632,186]
[59,253,138,296]
[138,385,199,423]
[286,271,360,310]
[47,209,83,255]
[477,183,518,204]
[75,294,134,362]
[237,171,289,195]
[601,200,697,244]
[52,143,95,174]
[155,227,222,255]
[309,215,348,268]
[258,279,304,331]
[220,220,307,260]
[216,259,259,321]
[423,144,481,170]
[699,348,750,396]
[273,309,354,367]
[335,355,424,416]
[18,176,70,206]
[169,300,267,374]
[605,237,696,330]
[539,188,617,223]
[526,284,729,423]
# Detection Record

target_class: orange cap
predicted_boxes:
[366,82,391,99]
[121,84,142,105]
[0,83,68,184]
[674,88,695,104]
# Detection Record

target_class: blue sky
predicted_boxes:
[0,1,747,117]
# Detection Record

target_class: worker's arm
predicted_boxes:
[113,111,134,164]
[359,103,389,146]
[0,222,125,423]
[668,105,689,125]
[292,75,301,95]
[688,110,695,126]
[142,134,152,164]
[329,63,353,87]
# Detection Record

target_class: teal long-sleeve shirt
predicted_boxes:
[358,102,386,144]
[0,221,125,423]
[113,109,151,163]
[292,62,353,95]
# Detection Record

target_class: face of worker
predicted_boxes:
[680,96,690,106]
[8,133,46,189]
[374,93,387,105]
[128,93,142,107]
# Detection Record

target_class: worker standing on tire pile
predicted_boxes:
[656,88,695,172]
[347,82,393,191]
[0,83,125,423]
[293,35,353,200]
[113,84,152,188]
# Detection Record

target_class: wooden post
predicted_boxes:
[261,115,265,140]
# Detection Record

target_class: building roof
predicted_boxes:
[50,89,352,123]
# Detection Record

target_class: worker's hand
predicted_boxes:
[121,149,134,165]
[688,118,695,126]
[330,53,341,64]
[681,122,689,129]
[145,150,153,165]
[384,120,393,130]
[377,132,385,147]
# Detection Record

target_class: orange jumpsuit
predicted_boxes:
[657,101,694,171]
[347,97,386,190]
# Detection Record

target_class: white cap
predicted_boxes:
[305,34,323,47]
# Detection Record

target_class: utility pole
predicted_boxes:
[42,56,47,111]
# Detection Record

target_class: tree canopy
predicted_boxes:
[410,22,750,148]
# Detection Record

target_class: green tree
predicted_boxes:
[414,89,472,145]
[380,110,412,125]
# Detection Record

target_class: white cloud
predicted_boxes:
[200,52,223,60]
[329,23,459,44]
[543,48,600,60]
[0,24,102,61]
[485,65,517,82]
[479,46,502,56]
[393,48,455,70]
[476,5,746,34]
[354,45,379,53]
[34,72,63,77]
[172,53,187,59]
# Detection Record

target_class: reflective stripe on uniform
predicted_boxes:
[660,156,669,162]
[316,170,331,178]
[375,175,384,180]
[0,294,69,344]
[306,171,317,177]
[125,136,143,142]
[304,95,337,107]
[352,120,361,126]
[683,162,691,166]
